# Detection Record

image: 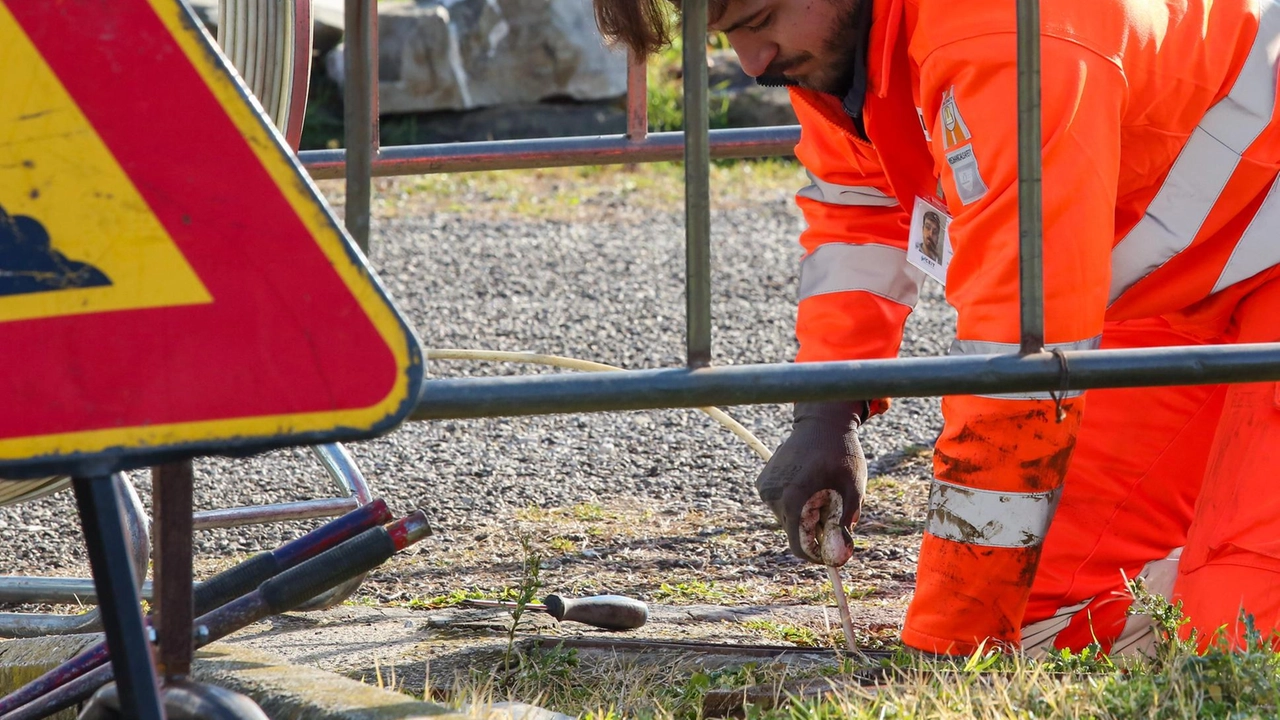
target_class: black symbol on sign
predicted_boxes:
[0,205,111,297]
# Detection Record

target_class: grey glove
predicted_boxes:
[756,401,868,566]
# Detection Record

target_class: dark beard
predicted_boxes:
[756,0,864,96]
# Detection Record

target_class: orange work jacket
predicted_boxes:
[791,0,1280,653]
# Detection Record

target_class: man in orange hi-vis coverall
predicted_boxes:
[594,0,1280,656]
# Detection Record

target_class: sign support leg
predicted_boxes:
[153,461,195,681]
[72,473,165,720]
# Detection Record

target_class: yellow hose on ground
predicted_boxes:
[425,348,775,462]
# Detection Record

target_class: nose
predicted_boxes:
[729,35,778,78]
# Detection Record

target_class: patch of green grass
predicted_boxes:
[298,72,344,151]
[549,536,577,553]
[403,587,519,610]
[866,475,902,492]
[646,37,733,133]
[569,503,614,522]
[742,619,823,647]
[385,158,804,220]
[514,502,618,524]
[652,579,748,604]
[771,582,877,605]
[514,505,552,522]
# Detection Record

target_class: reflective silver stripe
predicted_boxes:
[1109,2,1280,304]
[1021,597,1093,656]
[797,243,925,305]
[948,337,1100,399]
[926,479,1062,549]
[796,170,899,208]
[1214,178,1280,292]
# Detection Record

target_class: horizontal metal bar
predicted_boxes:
[411,344,1280,419]
[192,497,358,530]
[0,577,154,604]
[0,610,103,638]
[299,126,800,179]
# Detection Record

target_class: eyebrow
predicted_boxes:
[714,5,766,34]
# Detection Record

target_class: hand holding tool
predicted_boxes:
[755,401,867,566]
[465,593,648,631]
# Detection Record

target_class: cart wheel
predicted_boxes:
[78,680,269,720]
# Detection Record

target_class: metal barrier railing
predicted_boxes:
[312,0,1280,419]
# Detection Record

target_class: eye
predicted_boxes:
[746,12,772,31]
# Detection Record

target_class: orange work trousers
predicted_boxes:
[1023,269,1280,652]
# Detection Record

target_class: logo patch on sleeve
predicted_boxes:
[940,87,987,205]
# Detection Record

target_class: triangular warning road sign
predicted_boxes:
[0,0,424,477]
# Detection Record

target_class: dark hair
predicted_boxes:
[594,0,729,59]
[923,211,941,228]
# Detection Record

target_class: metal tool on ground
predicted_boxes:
[827,567,858,653]
[1,510,432,720]
[465,593,649,630]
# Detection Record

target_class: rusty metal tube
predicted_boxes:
[626,50,648,141]
[342,0,376,251]
[299,126,800,178]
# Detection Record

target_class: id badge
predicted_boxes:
[907,196,952,285]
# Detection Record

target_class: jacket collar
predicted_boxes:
[867,0,906,100]
[838,0,876,119]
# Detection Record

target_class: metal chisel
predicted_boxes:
[464,593,648,631]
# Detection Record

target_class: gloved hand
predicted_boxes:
[755,401,868,566]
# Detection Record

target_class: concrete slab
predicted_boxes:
[0,634,97,720]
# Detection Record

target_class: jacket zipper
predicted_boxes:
[786,88,875,148]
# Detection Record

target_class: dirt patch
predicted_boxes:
[211,444,933,700]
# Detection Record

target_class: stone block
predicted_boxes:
[328,0,627,114]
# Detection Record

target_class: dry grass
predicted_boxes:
[360,496,911,615]
[396,552,1280,720]
[315,160,807,223]
[424,623,1280,720]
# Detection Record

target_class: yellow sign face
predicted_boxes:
[0,0,423,477]
[0,5,211,323]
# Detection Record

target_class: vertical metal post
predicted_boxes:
[343,0,376,253]
[1016,0,1045,354]
[626,50,649,141]
[370,7,381,156]
[682,0,712,367]
[72,474,164,720]
[153,461,195,681]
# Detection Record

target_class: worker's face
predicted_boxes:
[709,0,862,95]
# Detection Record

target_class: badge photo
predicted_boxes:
[907,197,951,285]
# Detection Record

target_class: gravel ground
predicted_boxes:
[0,169,956,673]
